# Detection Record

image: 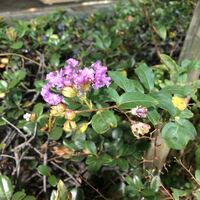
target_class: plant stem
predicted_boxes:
[0,53,40,66]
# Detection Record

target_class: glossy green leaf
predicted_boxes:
[161,119,196,150]
[172,188,187,200]
[109,71,136,92]
[11,191,26,200]
[50,53,60,67]
[0,175,13,200]
[23,122,36,135]
[91,110,117,134]
[178,109,193,119]
[33,103,44,119]
[48,175,57,187]
[8,70,26,89]
[49,127,63,140]
[11,41,23,49]
[118,92,158,109]
[151,91,177,116]
[161,85,192,96]
[106,87,120,103]
[194,190,200,200]
[84,141,97,155]
[147,108,160,126]
[195,170,200,184]
[150,176,161,192]
[23,196,36,200]
[86,156,102,172]
[155,25,167,40]
[0,80,8,92]
[196,146,200,170]
[132,175,143,190]
[117,159,129,171]
[135,63,154,91]
[37,165,51,176]
[160,54,179,81]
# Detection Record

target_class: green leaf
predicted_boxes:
[172,188,187,200]
[49,127,63,140]
[37,165,51,176]
[117,159,129,171]
[23,196,36,200]
[132,175,143,190]
[100,153,113,165]
[11,41,23,49]
[33,103,44,119]
[161,119,196,150]
[159,54,179,81]
[161,85,193,96]
[196,146,200,170]
[23,122,36,135]
[91,110,117,134]
[50,53,60,67]
[56,180,70,200]
[195,170,200,184]
[48,175,57,187]
[132,80,144,93]
[150,176,161,192]
[8,70,26,89]
[147,108,160,126]
[194,190,200,200]
[86,156,102,172]
[178,109,193,119]
[106,87,120,103]
[150,91,177,116]
[84,141,97,155]
[11,191,26,200]
[118,92,158,109]
[108,71,136,92]
[135,63,154,91]
[155,25,167,40]
[0,175,13,200]
[0,80,8,92]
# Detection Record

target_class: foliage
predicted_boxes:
[0,0,199,199]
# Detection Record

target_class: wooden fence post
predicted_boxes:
[145,0,200,171]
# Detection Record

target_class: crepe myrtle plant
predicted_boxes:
[1,54,199,199]
[22,55,199,198]
[35,54,199,152]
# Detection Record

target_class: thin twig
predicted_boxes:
[1,116,27,139]
[73,170,109,200]
[50,161,81,187]
[0,53,40,66]
[13,123,37,151]
[75,105,117,114]
[175,157,200,187]
[142,4,161,57]
[43,141,48,195]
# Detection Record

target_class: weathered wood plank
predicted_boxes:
[179,0,200,80]
[145,0,200,171]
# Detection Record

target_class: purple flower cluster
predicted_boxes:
[41,58,111,105]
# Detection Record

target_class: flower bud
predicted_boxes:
[1,58,9,64]
[65,109,76,120]
[30,113,36,122]
[79,122,89,133]
[131,106,148,118]
[0,93,6,98]
[62,87,77,98]
[50,103,66,117]
[63,120,77,132]
[131,121,151,138]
